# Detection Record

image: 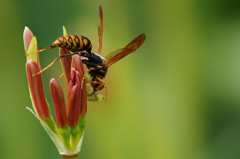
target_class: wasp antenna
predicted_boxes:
[98,4,103,56]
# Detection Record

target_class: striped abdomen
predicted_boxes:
[53,34,92,53]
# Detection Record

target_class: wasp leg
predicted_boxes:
[91,76,108,101]
[80,67,95,89]
[79,59,104,90]
[33,52,81,76]
[79,64,103,89]
[104,85,108,101]
[33,51,94,76]
[37,45,57,53]
[58,72,64,79]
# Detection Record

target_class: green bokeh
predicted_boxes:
[1,0,240,158]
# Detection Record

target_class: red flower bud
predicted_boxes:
[23,26,34,55]
[59,48,72,84]
[49,78,68,128]
[72,56,87,115]
[23,27,40,67]
[26,60,50,120]
[67,56,87,127]
[67,69,81,127]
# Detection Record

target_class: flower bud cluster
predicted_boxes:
[24,26,87,157]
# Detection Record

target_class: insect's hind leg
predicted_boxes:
[90,77,108,101]
[37,45,57,53]
[34,51,90,76]
[33,53,78,76]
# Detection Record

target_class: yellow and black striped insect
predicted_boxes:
[35,5,146,101]
[38,34,92,54]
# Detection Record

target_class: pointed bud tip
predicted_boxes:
[24,26,29,32]
[63,26,68,36]
[23,26,34,39]
[50,78,56,83]
[23,27,34,54]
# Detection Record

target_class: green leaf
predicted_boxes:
[26,37,38,63]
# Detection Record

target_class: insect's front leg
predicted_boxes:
[79,58,104,88]
[91,76,108,101]
[91,76,105,90]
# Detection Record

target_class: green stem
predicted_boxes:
[62,154,78,159]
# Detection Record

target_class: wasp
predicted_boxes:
[38,34,92,53]
[35,5,146,101]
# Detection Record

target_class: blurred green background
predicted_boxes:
[1,0,240,158]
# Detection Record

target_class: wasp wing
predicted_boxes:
[105,48,122,62]
[105,33,146,67]
[98,5,103,56]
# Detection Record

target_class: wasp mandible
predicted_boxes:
[34,5,146,101]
